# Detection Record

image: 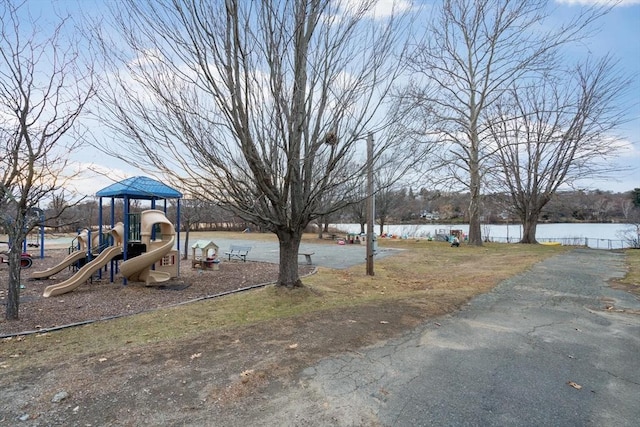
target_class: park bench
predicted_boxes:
[299,251,315,265]
[224,245,251,262]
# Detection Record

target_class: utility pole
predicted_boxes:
[366,132,374,276]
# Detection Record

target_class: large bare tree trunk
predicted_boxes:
[317,216,326,239]
[467,178,483,245]
[520,216,539,244]
[5,244,22,320]
[276,230,302,288]
[182,227,191,260]
[467,138,483,246]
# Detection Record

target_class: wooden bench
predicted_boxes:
[224,245,251,262]
[299,251,315,265]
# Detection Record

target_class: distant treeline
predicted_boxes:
[7,188,638,235]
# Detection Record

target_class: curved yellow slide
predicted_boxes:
[42,246,123,297]
[120,209,175,286]
[31,250,86,279]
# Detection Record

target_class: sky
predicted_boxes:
[15,0,640,196]
[554,0,640,192]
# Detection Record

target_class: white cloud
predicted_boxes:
[65,162,135,198]
[340,0,415,19]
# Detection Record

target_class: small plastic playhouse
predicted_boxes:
[191,240,220,270]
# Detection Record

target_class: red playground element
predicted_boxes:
[0,252,33,269]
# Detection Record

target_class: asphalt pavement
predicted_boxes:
[235,248,640,426]
[184,236,401,269]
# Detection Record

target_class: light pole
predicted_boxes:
[366,132,374,276]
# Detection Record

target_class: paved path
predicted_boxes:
[238,248,640,426]
[184,237,400,269]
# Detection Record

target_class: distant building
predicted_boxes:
[420,211,440,220]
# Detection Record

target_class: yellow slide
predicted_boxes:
[31,250,87,279]
[120,209,175,286]
[42,246,122,297]
[32,229,90,279]
[42,222,124,298]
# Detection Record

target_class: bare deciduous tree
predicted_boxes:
[403,0,604,245]
[487,57,630,243]
[348,196,368,234]
[0,1,95,320]
[176,198,213,260]
[617,208,640,249]
[375,159,407,235]
[94,0,415,288]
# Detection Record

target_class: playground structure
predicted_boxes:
[28,176,183,297]
[436,228,465,242]
[40,209,180,296]
[120,209,178,284]
[24,207,45,258]
[31,226,121,280]
[0,247,33,269]
[95,176,182,284]
[30,229,92,279]
[42,223,125,297]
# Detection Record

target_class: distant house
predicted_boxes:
[420,211,440,220]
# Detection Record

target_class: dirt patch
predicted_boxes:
[0,296,428,425]
[0,249,436,425]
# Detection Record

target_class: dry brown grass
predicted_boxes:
[617,248,640,296]
[303,239,569,308]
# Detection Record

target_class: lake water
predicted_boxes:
[332,223,639,250]
[14,222,638,254]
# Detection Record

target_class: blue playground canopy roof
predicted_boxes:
[96,176,182,200]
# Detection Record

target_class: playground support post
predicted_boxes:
[20,208,45,258]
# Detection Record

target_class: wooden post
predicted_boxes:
[366,132,374,276]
